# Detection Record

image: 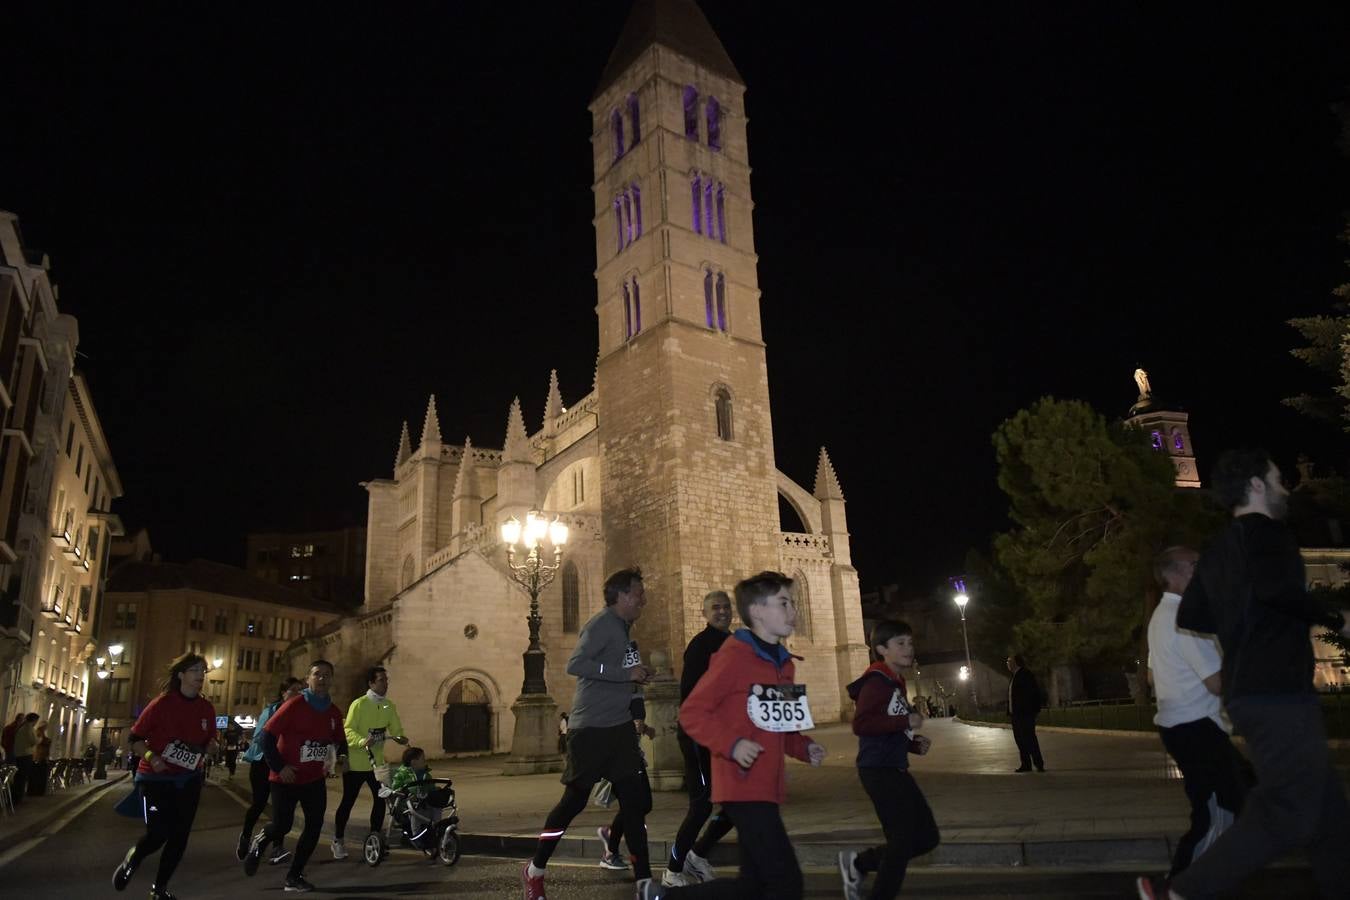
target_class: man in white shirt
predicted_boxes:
[1146,546,1248,879]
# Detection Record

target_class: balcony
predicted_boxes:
[50,526,71,549]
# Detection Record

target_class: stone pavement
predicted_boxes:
[0,767,129,859]
[214,718,1350,868]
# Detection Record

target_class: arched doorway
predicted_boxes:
[442,677,491,753]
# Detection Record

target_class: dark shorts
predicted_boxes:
[560,721,643,786]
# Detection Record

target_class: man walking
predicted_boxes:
[11,713,39,805]
[523,567,653,900]
[1137,449,1350,900]
[1146,546,1247,878]
[1006,655,1044,772]
[662,590,735,887]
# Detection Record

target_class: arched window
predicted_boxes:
[683,85,699,139]
[691,172,702,234]
[631,184,642,238]
[715,273,727,332]
[716,184,726,242]
[1151,431,1163,450]
[614,197,624,254]
[623,192,633,246]
[623,281,632,339]
[715,387,733,441]
[704,179,714,236]
[791,572,812,640]
[627,92,641,148]
[632,278,642,333]
[704,270,715,327]
[446,677,488,705]
[562,561,580,634]
[611,109,624,161]
[706,96,722,150]
[1172,430,1185,452]
[400,556,415,591]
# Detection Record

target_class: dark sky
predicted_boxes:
[4,3,1350,596]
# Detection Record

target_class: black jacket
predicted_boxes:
[1008,668,1042,717]
[680,625,732,702]
[1177,514,1344,701]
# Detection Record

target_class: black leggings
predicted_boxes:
[660,801,801,899]
[535,774,653,879]
[334,769,385,839]
[262,780,327,880]
[668,732,734,872]
[854,768,940,899]
[130,777,203,890]
[242,760,271,837]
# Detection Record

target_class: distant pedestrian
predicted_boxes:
[1,713,21,761]
[1137,449,1350,900]
[1146,545,1248,878]
[557,713,568,754]
[1007,655,1044,772]
[11,713,39,805]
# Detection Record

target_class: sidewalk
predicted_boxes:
[0,768,130,854]
[220,718,1341,868]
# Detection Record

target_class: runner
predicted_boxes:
[237,677,303,864]
[332,665,408,859]
[110,652,218,900]
[243,659,348,893]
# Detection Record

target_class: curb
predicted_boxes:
[959,717,1350,749]
[7,771,130,841]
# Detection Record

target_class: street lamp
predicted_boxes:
[92,643,125,780]
[500,511,569,695]
[954,592,978,709]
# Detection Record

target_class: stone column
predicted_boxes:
[502,693,564,775]
[643,649,685,791]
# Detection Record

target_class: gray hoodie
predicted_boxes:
[567,606,641,729]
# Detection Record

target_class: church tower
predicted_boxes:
[591,0,780,661]
[1126,369,1200,489]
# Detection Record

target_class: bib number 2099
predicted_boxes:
[746,684,814,733]
[300,741,330,764]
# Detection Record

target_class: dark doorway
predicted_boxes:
[441,678,491,753]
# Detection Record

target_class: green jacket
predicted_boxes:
[343,692,405,771]
[390,763,432,796]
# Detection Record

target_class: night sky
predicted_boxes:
[4,3,1350,596]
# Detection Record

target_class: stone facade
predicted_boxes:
[288,0,869,760]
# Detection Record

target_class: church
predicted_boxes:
[290,0,869,763]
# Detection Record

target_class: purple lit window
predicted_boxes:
[704,270,714,327]
[612,109,624,161]
[623,192,633,245]
[614,197,624,253]
[632,184,642,238]
[1151,431,1163,450]
[716,273,727,331]
[692,172,702,234]
[706,96,721,150]
[683,85,699,139]
[704,180,714,237]
[716,184,726,243]
[628,93,640,148]
[1173,431,1184,451]
[632,278,641,333]
[623,282,632,339]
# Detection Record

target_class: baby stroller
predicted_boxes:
[361,745,460,867]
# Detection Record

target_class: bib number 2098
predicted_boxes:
[162,740,203,770]
[746,684,814,733]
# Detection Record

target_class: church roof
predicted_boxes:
[593,0,742,100]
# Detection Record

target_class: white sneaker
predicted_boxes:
[683,850,715,883]
[330,838,348,860]
[838,850,862,900]
[661,869,691,887]
[634,878,655,900]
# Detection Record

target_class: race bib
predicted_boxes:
[622,641,641,669]
[367,727,387,747]
[162,740,204,770]
[746,684,814,733]
[300,740,330,764]
[887,688,909,717]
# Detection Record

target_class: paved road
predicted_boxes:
[0,779,1315,898]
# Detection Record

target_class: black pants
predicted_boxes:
[605,767,654,853]
[334,769,385,839]
[853,768,940,899]
[668,730,734,872]
[11,755,32,805]
[1158,717,1249,877]
[1172,695,1350,899]
[130,777,203,889]
[660,801,801,899]
[242,760,274,839]
[1011,714,1043,770]
[262,779,327,880]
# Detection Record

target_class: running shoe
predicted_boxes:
[597,826,627,870]
[523,861,547,900]
[683,849,716,882]
[243,831,268,877]
[660,869,690,887]
[111,847,137,891]
[269,845,292,865]
[635,878,657,900]
[284,874,316,893]
[149,885,178,900]
[838,849,862,900]
[330,837,348,859]
[1136,875,1172,899]
[235,830,249,861]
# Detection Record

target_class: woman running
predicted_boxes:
[237,677,303,864]
[111,652,218,900]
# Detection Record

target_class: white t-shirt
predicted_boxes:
[1147,593,1227,731]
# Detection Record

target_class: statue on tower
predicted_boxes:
[1133,367,1153,399]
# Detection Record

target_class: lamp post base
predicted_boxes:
[502,693,564,775]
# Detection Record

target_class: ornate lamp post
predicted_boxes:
[500,511,569,695]
[953,591,978,709]
[92,642,124,780]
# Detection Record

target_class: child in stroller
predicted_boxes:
[363,744,460,867]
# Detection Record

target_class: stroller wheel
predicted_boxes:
[438,829,460,867]
[363,832,387,867]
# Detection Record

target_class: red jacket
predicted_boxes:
[679,630,814,805]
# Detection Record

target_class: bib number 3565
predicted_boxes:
[746,684,814,733]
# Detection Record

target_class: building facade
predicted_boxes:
[246,526,366,608]
[288,0,869,759]
[98,559,342,747]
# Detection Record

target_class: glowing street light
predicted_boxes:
[952,583,978,709]
[500,511,569,695]
[92,644,125,779]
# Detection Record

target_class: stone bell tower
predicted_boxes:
[1126,368,1200,489]
[591,0,781,662]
